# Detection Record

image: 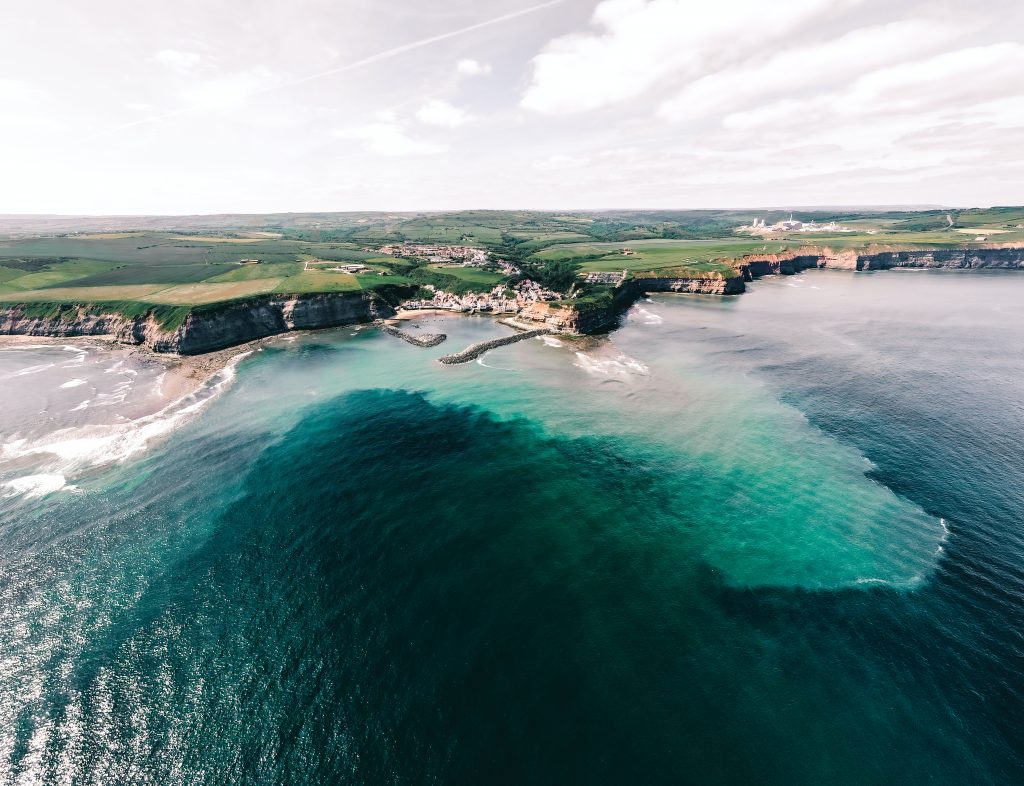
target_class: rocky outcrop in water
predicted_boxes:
[0,291,401,355]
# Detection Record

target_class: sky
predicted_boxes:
[1,0,1021,214]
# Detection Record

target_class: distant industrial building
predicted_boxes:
[738,215,852,235]
[304,259,370,273]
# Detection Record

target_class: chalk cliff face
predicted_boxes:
[0,291,397,354]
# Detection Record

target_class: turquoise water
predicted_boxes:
[1,270,1023,783]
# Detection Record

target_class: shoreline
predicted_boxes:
[4,253,1024,359]
[0,330,281,401]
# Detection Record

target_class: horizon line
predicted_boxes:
[3,205,1006,220]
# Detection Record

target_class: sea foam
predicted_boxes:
[574,351,649,378]
[1,473,71,499]
[0,352,249,499]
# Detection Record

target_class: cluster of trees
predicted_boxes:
[495,234,581,293]
[511,259,581,293]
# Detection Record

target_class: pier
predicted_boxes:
[438,328,552,365]
[378,322,447,348]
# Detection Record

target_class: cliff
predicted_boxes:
[514,244,1024,337]
[632,273,745,295]
[517,282,637,334]
[0,290,403,355]
[516,273,745,335]
[739,245,1024,278]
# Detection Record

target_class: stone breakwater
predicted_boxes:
[378,322,447,347]
[0,290,407,355]
[438,329,552,365]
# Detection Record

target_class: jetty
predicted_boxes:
[438,328,552,365]
[378,321,447,348]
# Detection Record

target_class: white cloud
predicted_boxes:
[415,99,474,128]
[151,48,203,73]
[533,154,591,169]
[4,0,1023,212]
[0,78,46,102]
[657,19,962,123]
[456,58,492,76]
[337,122,448,156]
[0,77,43,102]
[722,43,1024,133]
[521,0,852,114]
[181,66,280,110]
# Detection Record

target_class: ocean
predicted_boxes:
[1,269,1022,784]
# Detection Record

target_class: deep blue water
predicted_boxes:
[1,270,1023,784]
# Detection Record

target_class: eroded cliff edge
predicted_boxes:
[517,272,745,333]
[738,245,1024,277]
[516,245,1024,335]
[0,290,407,354]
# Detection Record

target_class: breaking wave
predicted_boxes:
[0,353,249,499]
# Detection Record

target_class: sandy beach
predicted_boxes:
[389,308,456,321]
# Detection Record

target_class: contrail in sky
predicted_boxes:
[92,0,564,138]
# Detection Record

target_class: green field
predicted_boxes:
[532,239,788,275]
[0,208,1020,324]
[0,233,397,306]
[426,264,504,287]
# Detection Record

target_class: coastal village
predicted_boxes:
[362,241,570,314]
[375,243,490,265]
[399,279,563,314]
